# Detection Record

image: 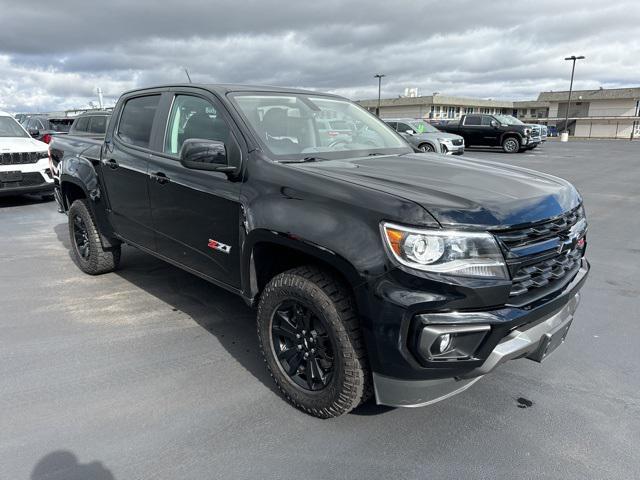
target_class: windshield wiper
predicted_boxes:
[278,156,329,164]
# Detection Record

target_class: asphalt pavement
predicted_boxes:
[1,139,639,479]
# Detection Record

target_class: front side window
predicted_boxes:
[0,116,29,138]
[230,93,410,160]
[117,95,161,148]
[396,122,414,133]
[164,95,232,156]
[481,116,494,126]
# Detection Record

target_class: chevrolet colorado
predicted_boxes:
[440,114,541,153]
[51,84,589,418]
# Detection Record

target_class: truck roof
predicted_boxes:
[120,83,344,99]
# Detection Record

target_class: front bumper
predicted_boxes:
[440,141,465,155]
[0,158,53,197]
[368,259,589,407]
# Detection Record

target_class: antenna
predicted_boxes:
[184,68,192,83]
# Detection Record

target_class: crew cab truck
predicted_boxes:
[51,84,589,418]
[440,113,540,153]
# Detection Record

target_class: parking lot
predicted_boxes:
[1,139,638,479]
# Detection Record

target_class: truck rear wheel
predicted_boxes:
[502,136,520,153]
[257,266,371,418]
[68,199,121,275]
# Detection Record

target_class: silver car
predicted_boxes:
[384,118,465,154]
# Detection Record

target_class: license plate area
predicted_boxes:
[0,171,23,182]
[527,319,572,362]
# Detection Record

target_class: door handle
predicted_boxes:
[105,159,119,169]
[151,171,170,185]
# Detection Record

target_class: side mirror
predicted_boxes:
[29,129,39,136]
[405,129,415,135]
[490,120,499,128]
[179,138,235,173]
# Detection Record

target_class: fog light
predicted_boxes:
[437,333,452,353]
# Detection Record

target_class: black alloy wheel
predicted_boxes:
[73,215,91,260]
[270,300,334,392]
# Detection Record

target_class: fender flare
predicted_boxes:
[241,228,364,304]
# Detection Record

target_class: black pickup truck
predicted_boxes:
[50,84,589,418]
[439,113,540,153]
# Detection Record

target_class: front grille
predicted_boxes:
[496,205,584,249]
[451,139,463,146]
[0,172,46,189]
[509,247,582,297]
[0,151,44,165]
[494,205,587,301]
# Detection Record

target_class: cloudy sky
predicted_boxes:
[1,0,639,112]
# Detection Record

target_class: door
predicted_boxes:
[479,115,500,145]
[461,114,484,145]
[148,93,243,288]
[100,94,161,250]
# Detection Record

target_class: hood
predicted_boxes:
[0,136,48,153]
[294,153,581,228]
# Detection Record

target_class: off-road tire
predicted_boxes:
[257,266,371,418]
[502,136,520,153]
[68,199,120,275]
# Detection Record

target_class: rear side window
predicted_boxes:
[49,119,73,132]
[117,95,161,148]
[89,115,108,134]
[73,117,90,132]
[464,115,481,125]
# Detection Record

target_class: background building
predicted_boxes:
[359,87,640,139]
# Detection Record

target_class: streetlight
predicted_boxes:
[374,74,385,116]
[562,55,585,140]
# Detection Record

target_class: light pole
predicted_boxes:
[374,74,385,116]
[562,55,585,139]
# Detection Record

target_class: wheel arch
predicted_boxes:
[242,229,364,306]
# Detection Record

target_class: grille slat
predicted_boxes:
[0,151,44,165]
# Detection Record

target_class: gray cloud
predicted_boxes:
[0,0,639,112]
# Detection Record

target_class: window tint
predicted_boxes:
[49,119,73,132]
[117,95,160,148]
[397,122,413,133]
[164,95,231,155]
[464,115,481,125]
[481,115,494,126]
[74,117,90,132]
[89,115,108,134]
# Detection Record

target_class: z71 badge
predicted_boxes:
[207,239,232,254]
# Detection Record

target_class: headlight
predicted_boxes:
[382,222,508,278]
[523,128,532,136]
[437,138,452,144]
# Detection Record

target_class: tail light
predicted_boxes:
[42,133,52,144]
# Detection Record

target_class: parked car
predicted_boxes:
[547,125,559,137]
[383,118,464,154]
[0,111,54,198]
[24,115,74,144]
[68,111,111,139]
[51,84,589,418]
[439,114,540,153]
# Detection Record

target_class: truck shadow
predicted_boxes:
[0,194,54,208]
[53,222,280,398]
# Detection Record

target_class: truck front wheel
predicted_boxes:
[257,266,371,418]
[502,136,520,153]
[68,199,121,275]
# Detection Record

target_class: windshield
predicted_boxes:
[0,116,30,138]
[408,120,439,133]
[230,93,411,160]
[495,114,524,125]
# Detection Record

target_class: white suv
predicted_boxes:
[0,112,53,199]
